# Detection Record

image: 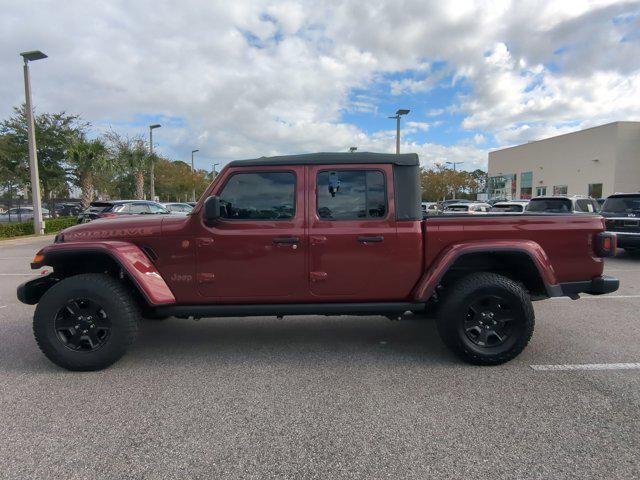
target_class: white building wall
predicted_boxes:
[488,122,639,199]
[613,122,640,195]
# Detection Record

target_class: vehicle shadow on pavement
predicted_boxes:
[126,315,456,368]
[0,313,459,373]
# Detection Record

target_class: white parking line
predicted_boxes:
[551,294,640,300]
[0,305,7,309]
[531,363,640,371]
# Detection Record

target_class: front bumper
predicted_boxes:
[17,275,58,305]
[558,275,619,298]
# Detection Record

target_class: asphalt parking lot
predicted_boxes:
[0,236,639,479]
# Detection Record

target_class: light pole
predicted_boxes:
[446,161,464,171]
[212,163,220,178]
[149,124,161,201]
[191,149,199,202]
[20,50,47,235]
[446,161,464,199]
[388,109,410,154]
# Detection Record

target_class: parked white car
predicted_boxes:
[0,207,51,223]
[489,200,530,214]
[161,202,194,215]
[443,202,491,214]
[421,202,439,217]
[526,195,599,214]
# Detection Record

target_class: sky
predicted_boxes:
[1,0,639,172]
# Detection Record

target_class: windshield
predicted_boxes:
[526,198,572,212]
[602,196,640,214]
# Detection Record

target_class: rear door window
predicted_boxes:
[129,203,150,214]
[575,199,596,213]
[316,170,387,220]
[148,203,167,214]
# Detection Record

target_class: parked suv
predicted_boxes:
[77,200,169,223]
[601,193,640,253]
[526,195,599,214]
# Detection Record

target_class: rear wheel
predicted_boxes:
[436,272,534,365]
[33,273,139,371]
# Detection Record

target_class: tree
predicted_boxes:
[0,105,85,203]
[420,164,487,201]
[468,169,488,196]
[155,157,211,202]
[67,137,110,208]
[104,131,150,199]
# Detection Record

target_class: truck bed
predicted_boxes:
[423,213,605,284]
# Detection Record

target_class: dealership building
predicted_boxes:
[487,121,640,200]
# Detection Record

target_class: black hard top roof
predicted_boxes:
[227,152,419,168]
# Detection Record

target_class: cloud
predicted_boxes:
[405,121,431,133]
[0,0,638,170]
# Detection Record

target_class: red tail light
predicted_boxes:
[595,232,617,257]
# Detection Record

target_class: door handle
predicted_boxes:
[358,236,384,243]
[273,237,300,244]
[196,237,214,247]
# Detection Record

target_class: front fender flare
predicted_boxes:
[27,241,176,306]
[411,239,559,301]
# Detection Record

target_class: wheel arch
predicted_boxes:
[413,240,559,301]
[20,242,175,307]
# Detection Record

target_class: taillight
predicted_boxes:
[595,232,617,257]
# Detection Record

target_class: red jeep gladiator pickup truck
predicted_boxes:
[18,152,619,371]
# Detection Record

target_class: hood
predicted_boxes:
[60,215,166,242]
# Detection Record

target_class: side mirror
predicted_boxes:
[203,195,221,225]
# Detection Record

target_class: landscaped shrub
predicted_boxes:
[0,221,34,238]
[44,216,78,234]
[0,217,77,239]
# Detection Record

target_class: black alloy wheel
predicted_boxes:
[464,295,514,348]
[436,272,535,365]
[33,273,139,371]
[54,298,111,351]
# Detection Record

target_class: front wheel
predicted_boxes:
[436,272,534,365]
[33,273,140,371]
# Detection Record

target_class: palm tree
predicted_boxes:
[104,131,149,199]
[67,137,110,209]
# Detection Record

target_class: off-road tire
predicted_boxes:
[33,273,139,371]
[436,272,534,365]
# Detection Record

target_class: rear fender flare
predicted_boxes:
[29,241,176,306]
[412,240,559,301]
